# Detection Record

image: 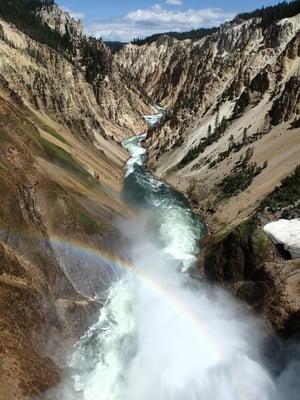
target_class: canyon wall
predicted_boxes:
[1,2,300,397]
[117,12,300,336]
[0,4,151,399]
[118,16,300,231]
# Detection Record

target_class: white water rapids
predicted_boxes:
[52,110,299,400]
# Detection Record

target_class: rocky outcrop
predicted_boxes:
[269,75,300,125]
[38,4,83,37]
[264,219,300,259]
[202,218,300,336]
[0,7,150,144]
[116,38,193,107]
[145,15,299,166]
[199,159,300,335]
[203,220,269,283]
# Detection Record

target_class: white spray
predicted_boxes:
[61,126,280,400]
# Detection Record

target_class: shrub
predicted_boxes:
[261,165,300,211]
[218,149,267,198]
[177,116,229,169]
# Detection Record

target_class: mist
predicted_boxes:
[46,215,270,400]
[45,132,300,400]
[102,217,276,400]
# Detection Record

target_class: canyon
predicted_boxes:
[0,1,299,399]
[117,8,300,335]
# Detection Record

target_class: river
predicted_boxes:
[59,109,283,400]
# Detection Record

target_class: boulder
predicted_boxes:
[263,219,300,259]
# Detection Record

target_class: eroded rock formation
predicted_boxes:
[116,11,300,337]
[0,3,151,398]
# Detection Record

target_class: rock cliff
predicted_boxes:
[0,2,151,398]
[0,11,149,143]
[117,9,300,336]
[117,16,300,232]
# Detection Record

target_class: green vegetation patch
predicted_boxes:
[0,114,13,125]
[237,218,271,260]
[254,229,271,258]
[237,218,257,238]
[218,148,267,198]
[177,115,228,169]
[43,179,103,236]
[218,163,266,198]
[0,161,8,171]
[37,137,97,187]
[0,128,9,143]
[261,166,300,212]
[77,209,102,235]
[209,128,269,169]
[204,216,272,283]
[45,127,68,145]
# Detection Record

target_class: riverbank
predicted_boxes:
[182,181,300,339]
[141,105,300,341]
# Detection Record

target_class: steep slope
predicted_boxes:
[116,35,191,108]
[0,6,150,143]
[0,3,151,399]
[116,8,300,336]
[0,91,102,399]
[118,13,300,231]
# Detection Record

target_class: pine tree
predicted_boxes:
[219,117,227,134]
[207,124,212,137]
[215,110,220,130]
[242,128,248,144]
[229,134,235,148]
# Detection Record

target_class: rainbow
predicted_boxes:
[2,230,220,357]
